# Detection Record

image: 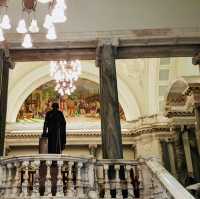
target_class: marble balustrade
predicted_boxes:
[0,155,194,199]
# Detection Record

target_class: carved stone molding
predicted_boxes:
[166,111,194,118]
[184,84,200,106]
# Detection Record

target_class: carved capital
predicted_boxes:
[95,38,119,67]
[98,38,119,47]
[88,144,97,157]
[130,144,136,150]
[192,52,200,65]
[4,49,15,69]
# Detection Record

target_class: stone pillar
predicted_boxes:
[194,104,200,156]
[182,126,194,177]
[174,126,188,185]
[185,85,200,156]
[0,50,13,156]
[161,139,177,177]
[96,39,123,159]
[167,139,177,178]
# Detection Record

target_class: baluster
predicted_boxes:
[56,160,64,196]
[20,161,29,197]
[76,162,85,198]
[44,160,52,196]
[1,165,7,196]
[126,165,134,199]
[12,162,21,196]
[103,164,111,198]
[67,161,75,197]
[115,165,123,199]
[138,165,143,190]
[96,165,104,198]
[32,160,40,197]
[134,166,141,198]
[87,159,99,199]
[5,163,13,197]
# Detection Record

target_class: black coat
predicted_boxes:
[43,109,66,154]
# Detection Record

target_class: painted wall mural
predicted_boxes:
[17,79,125,121]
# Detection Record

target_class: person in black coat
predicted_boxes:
[42,102,66,154]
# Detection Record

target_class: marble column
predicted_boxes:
[161,139,177,177]
[167,140,177,178]
[194,104,200,156]
[174,127,188,185]
[185,84,200,156]
[96,39,123,159]
[182,127,194,177]
[0,50,12,156]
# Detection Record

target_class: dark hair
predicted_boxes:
[52,102,59,109]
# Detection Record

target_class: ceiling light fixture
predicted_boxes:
[0,0,67,48]
[50,60,82,96]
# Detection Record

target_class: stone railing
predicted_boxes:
[0,155,92,198]
[0,155,194,199]
[143,157,195,199]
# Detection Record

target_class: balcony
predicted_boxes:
[0,155,194,199]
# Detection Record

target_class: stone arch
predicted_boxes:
[7,63,141,123]
[165,76,200,115]
[165,77,188,108]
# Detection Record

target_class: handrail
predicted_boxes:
[0,154,91,165]
[96,159,138,166]
[144,157,195,199]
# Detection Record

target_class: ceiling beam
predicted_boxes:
[4,28,200,61]
[117,44,200,59]
[10,48,96,62]
[9,44,200,62]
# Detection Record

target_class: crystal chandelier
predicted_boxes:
[50,60,82,96]
[0,0,67,48]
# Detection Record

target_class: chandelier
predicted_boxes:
[50,60,82,96]
[0,0,67,48]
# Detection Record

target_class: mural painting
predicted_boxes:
[17,79,125,122]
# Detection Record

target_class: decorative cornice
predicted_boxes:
[5,125,170,140]
[166,111,194,118]
[5,114,196,147]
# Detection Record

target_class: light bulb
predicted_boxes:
[51,7,67,23]
[0,28,5,42]
[16,19,27,33]
[1,15,11,30]
[29,19,39,33]
[55,0,67,10]
[43,14,53,29]
[22,33,32,48]
[46,25,57,40]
